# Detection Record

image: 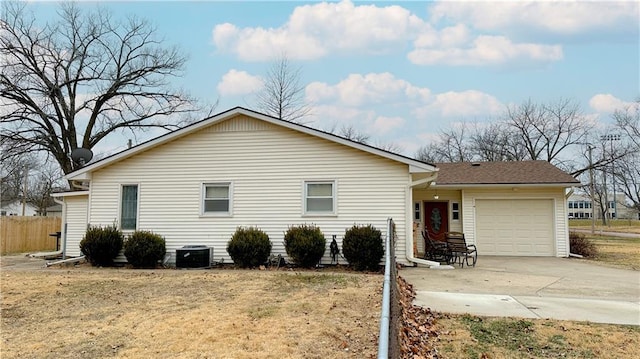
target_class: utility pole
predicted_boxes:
[21,165,28,216]
[588,145,596,234]
[601,134,621,225]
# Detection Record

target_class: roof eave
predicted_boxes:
[65,107,438,180]
[432,182,580,189]
[51,190,90,198]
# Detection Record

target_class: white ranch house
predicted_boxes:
[53,107,580,266]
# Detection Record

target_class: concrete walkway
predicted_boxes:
[401,257,640,325]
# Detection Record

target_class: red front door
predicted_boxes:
[424,201,449,241]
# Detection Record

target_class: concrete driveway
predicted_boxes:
[400,257,640,325]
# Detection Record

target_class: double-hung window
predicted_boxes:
[121,184,138,230]
[304,181,335,215]
[203,183,231,215]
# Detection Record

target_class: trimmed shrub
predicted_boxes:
[80,225,124,267]
[124,231,167,268]
[342,224,384,271]
[226,227,272,268]
[569,231,598,257]
[284,224,326,268]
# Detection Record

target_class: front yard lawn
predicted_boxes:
[435,314,640,359]
[584,235,640,270]
[1,266,381,358]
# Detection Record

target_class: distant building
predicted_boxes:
[0,200,38,216]
[568,193,639,220]
[39,204,63,217]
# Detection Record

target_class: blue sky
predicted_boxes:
[28,0,639,156]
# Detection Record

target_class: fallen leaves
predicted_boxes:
[397,274,440,359]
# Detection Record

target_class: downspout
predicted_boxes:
[406,174,441,267]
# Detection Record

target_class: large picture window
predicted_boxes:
[304,181,335,215]
[203,183,231,215]
[121,185,138,230]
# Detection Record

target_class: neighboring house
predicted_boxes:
[0,199,38,216]
[567,192,638,220]
[40,204,63,218]
[52,107,580,266]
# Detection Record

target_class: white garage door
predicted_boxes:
[475,199,555,256]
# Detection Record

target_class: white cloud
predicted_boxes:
[212,0,426,61]
[216,69,263,96]
[408,35,562,66]
[372,116,405,135]
[429,1,639,36]
[307,72,430,107]
[589,94,634,114]
[212,0,576,67]
[414,90,504,118]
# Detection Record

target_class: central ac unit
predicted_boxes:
[176,245,212,268]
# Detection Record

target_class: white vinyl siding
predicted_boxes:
[202,183,232,216]
[63,195,88,257]
[86,115,410,264]
[304,181,335,215]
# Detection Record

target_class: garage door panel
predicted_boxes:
[476,199,554,256]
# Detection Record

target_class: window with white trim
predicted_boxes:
[451,202,460,221]
[203,183,231,215]
[304,181,335,215]
[121,185,138,230]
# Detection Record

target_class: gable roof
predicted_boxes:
[66,107,436,180]
[433,161,580,186]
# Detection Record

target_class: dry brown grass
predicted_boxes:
[569,219,640,234]
[435,314,640,359]
[584,235,640,270]
[1,264,381,359]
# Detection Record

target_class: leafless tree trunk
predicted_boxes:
[1,3,198,177]
[255,55,311,123]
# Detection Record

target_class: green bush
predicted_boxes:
[124,231,167,268]
[226,227,272,268]
[284,224,326,268]
[569,231,598,257]
[80,225,124,267]
[342,224,384,271]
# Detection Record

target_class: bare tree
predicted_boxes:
[414,123,473,163]
[613,100,640,213]
[374,140,404,154]
[506,98,591,163]
[27,160,66,214]
[255,55,311,123]
[0,154,35,203]
[1,3,197,177]
[470,123,528,162]
[337,124,370,144]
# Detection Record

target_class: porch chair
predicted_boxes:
[445,231,477,268]
[422,231,452,264]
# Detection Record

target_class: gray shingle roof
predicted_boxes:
[435,161,580,185]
